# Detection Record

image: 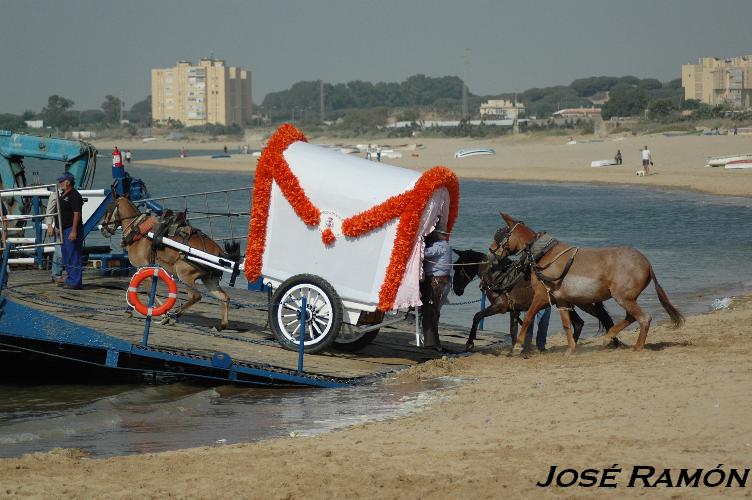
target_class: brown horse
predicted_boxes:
[101,196,240,330]
[490,213,684,354]
[452,249,614,352]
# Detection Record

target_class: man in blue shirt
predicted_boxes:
[420,229,452,352]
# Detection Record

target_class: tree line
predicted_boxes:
[0,95,152,132]
[260,73,694,125]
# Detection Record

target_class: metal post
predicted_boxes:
[415,308,421,346]
[479,293,487,331]
[142,268,160,347]
[297,296,307,374]
[0,242,12,293]
[32,195,43,268]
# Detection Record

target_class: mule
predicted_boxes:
[101,196,240,330]
[452,249,614,352]
[490,213,684,354]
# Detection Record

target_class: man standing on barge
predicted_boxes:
[421,228,452,352]
[56,172,84,290]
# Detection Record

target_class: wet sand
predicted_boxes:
[1,297,751,498]
[120,133,752,197]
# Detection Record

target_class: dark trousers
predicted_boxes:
[62,226,83,287]
[420,275,449,348]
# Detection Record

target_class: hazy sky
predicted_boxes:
[1,0,750,113]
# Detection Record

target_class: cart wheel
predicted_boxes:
[270,274,343,354]
[333,328,380,352]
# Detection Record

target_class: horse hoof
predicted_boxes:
[605,337,624,349]
[464,342,475,352]
[159,317,172,326]
[563,349,575,357]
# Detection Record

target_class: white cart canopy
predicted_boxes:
[245,125,459,316]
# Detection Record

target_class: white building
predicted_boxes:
[479,99,525,119]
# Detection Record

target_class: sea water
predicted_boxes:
[1,152,750,457]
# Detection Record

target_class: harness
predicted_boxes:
[491,225,580,310]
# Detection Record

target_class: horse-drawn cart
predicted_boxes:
[244,125,460,353]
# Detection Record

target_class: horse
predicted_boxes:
[490,213,684,355]
[452,249,614,353]
[101,195,240,331]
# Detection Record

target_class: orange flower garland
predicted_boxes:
[321,228,336,246]
[244,124,460,311]
[341,166,459,310]
[244,124,316,281]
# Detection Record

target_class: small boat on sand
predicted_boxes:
[454,148,495,159]
[724,160,752,170]
[590,159,618,168]
[705,154,752,167]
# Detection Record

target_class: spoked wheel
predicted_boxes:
[270,274,343,354]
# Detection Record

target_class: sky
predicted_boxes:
[0,0,750,113]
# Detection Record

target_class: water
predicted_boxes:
[2,154,751,458]
[0,377,459,458]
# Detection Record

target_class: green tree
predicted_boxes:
[101,95,123,124]
[681,99,701,110]
[41,95,75,129]
[79,109,105,126]
[128,95,152,125]
[601,87,648,119]
[648,98,678,119]
[639,78,662,91]
[0,113,24,130]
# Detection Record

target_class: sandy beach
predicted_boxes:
[1,297,751,498]
[116,132,752,197]
[1,131,745,498]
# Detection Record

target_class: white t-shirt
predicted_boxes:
[641,149,651,161]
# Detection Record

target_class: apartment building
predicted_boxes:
[152,58,252,126]
[682,56,752,108]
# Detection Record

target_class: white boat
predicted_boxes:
[705,154,752,167]
[724,160,752,169]
[590,159,618,168]
[454,148,495,159]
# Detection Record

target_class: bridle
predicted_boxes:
[101,198,142,239]
[491,222,521,257]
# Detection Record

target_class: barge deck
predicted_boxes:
[0,270,500,387]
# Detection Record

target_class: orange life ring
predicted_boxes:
[127,267,177,317]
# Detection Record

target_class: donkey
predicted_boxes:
[452,249,614,353]
[490,213,684,355]
[101,196,240,330]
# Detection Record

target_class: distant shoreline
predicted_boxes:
[133,130,752,198]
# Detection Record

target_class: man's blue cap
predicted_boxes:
[56,172,75,183]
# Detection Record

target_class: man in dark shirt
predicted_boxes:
[57,172,83,289]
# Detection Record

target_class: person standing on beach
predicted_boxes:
[615,149,622,165]
[366,144,372,160]
[420,229,452,352]
[641,145,652,175]
[376,145,382,162]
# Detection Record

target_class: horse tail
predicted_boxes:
[593,302,614,333]
[223,240,241,261]
[650,267,685,327]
